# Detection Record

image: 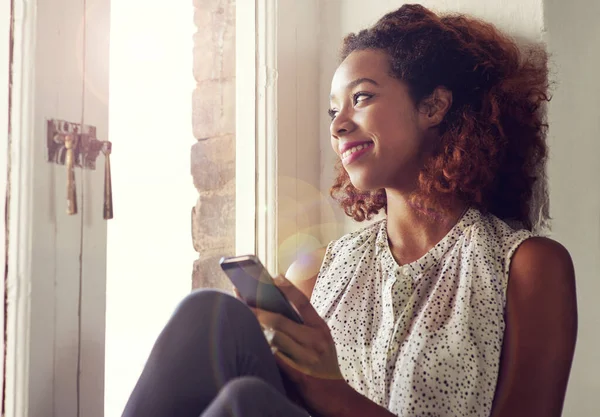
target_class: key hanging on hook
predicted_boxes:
[65,134,78,215]
[102,142,113,220]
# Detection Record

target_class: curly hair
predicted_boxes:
[330,4,550,231]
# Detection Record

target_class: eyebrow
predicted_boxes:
[330,77,380,100]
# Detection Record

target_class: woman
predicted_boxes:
[122,4,577,417]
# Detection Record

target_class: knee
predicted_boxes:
[173,289,250,323]
[218,377,274,407]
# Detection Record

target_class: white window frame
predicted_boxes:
[5,0,36,413]
[236,0,279,274]
[235,0,258,262]
[0,0,12,409]
[236,0,322,275]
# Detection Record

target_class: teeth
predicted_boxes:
[342,143,372,159]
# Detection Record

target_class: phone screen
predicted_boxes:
[220,256,304,324]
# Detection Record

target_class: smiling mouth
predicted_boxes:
[341,141,374,159]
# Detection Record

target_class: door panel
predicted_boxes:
[6,0,110,415]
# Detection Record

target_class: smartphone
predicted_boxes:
[219,255,304,324]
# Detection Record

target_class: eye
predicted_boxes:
[328,108,338,121]
[353,92,373,105]
[328,92,373,121]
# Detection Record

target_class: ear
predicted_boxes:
[419,86,453,128]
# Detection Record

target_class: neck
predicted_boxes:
[384,189,468,265]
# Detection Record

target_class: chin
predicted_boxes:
[347,172,382,193]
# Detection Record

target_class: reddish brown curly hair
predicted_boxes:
[330,4,550,230]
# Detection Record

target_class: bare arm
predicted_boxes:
[491,237,578,417]
[285,247,327,300]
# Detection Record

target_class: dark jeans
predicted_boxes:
[121,290,310,417]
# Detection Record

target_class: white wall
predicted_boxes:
[104,1,197,416]
[543,1,600,415]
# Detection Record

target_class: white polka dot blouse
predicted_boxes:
[311,207,533,416]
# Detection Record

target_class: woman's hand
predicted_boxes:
[251,275,351,416]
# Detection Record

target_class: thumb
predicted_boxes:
[232,286,242,300]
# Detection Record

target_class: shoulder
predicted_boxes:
[507,236,577,331]
[470,211,533,252]
[509,236,576,297]
[466,211,539,281]
[328,219,384,253]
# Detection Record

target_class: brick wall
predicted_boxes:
[191,0,236,290]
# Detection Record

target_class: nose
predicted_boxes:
[330,109,356,139]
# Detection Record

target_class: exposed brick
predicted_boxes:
[193,11,217,81]
[197,186,235,238]
[190,135,235,191]
[193,0,235,81]
[192,0,236,290]
[192,78,235,139]
[193,3,213,29]
[221,0,235,79]
[193,0,224,12]
[191,184,235,254]
[191,204,202,253]
[192,255,233,290]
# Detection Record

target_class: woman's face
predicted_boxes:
[329,49,436,193]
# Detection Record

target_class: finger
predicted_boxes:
[275,352,345,381]
[254,308,316,348]
[275,351,316,380]
[274,350,304,381]
[269,329,316,367]
[273,275,322,325]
